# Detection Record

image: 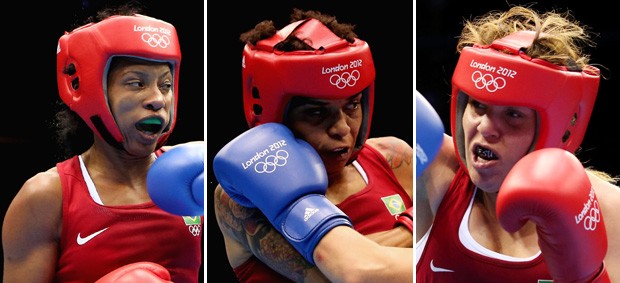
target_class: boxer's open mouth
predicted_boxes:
[475,145,497,160]
[136,117,164,135]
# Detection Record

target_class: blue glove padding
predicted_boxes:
[213,123,352,264]
[416,90,444,177]
[147,142,204,216]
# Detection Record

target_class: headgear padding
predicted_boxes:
[242,18,375,157]
[451,31,599,169]
[56,14,181,148]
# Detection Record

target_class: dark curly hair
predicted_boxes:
[239,8,357,52]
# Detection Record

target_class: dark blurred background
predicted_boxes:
[1,0,203,280]
[206,1,414,281]
[417,0,620,177]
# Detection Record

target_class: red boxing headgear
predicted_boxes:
[451,31,599,169]
[56,14,181,148]
[242,18,375,157]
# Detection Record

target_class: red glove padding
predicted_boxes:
[394,206,413,233]
[95,262,173,283]
[497,148,609,283]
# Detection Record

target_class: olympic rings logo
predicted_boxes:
[254,150,289,174]
[188,224,201,236]
[329,70,360,89]
[583,200,601,231]
[141,33,171,48]
[471,71,506,92]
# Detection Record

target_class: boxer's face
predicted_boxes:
[285,93,363,175]
[107,58,174,155]
[461,97,536,193]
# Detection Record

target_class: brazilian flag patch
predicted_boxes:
[182,216,201,225]
[381,194,406,215]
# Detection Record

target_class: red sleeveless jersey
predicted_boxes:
[416,166,552,282]
[234,144,412,282]
[55,154,203,283]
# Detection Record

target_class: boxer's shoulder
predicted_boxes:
[366,137,413,157]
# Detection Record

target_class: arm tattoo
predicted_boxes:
[380,139,413,170]
[214,187,317,282]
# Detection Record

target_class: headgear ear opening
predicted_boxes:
[450,31,600,171]
[56,14,182,149]
[241,18,376,161]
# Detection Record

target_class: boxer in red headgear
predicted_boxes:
[56,13,181,150]
[213,8,413,282]
[209,5,619,283]
[416,5,620,283]
[3,4,203,283]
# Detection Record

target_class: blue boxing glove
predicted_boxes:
[147,142,204,216]
[213,123,352,264]
[416,90,444,177]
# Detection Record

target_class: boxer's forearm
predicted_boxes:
[314,226,413,283]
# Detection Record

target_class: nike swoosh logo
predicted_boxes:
[77,227,108,245]
[430,259,454,272]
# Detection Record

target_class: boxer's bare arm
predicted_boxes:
[416,134,458,241]
[314,226,413,283]
[3,169,62,283]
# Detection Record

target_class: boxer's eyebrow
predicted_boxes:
[290,96,329,106]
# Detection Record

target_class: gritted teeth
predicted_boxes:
[475,145,498,160]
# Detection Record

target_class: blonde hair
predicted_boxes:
[457,5,595,69]
[458,6,617,184]
[586,168,619,184]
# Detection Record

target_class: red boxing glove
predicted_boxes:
[95,262,173,283]
[497,148,609,283]
[394,206,413,233]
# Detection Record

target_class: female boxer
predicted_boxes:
[415,5,620,282]
[3,5,203,282]
[213,8,414,282]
